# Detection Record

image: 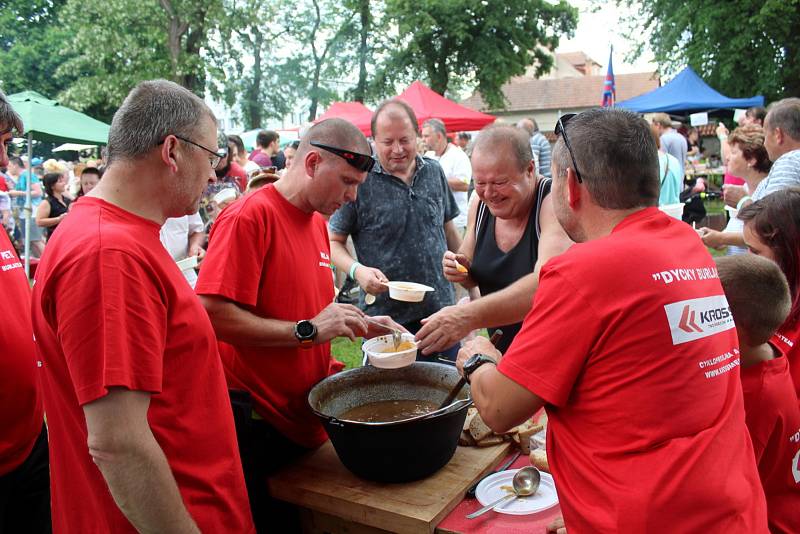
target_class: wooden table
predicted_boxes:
[268,440,513,533]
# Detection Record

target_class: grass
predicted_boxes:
[331,337,365,369]
[331,329,490,370]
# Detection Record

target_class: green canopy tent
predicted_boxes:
[7,91,110,276]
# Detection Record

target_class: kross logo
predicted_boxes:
[664,295,735,345]
[679,305,703,333]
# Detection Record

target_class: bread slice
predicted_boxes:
[463,408,478,432]
[459,430,477,446]
[517,423,544,454]
[476,434,505,447]
[468,413,494,441]
[530,449,549,473]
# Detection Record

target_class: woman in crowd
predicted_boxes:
[35,171,71,239]
[738,188,800,399]
[687,127,703,159]
[76,166,101,198]
[699,124,771,253]
[650,124,682,206]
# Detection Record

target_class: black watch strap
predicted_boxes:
[464,353,496,384]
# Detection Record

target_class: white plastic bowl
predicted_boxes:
[385,281,435,302]
[659,203,684,220]
[363,333,418,369]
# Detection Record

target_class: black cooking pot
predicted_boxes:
[308,362,472,483]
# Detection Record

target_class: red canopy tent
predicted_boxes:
[314,101,373,136]
[397,81,496,133]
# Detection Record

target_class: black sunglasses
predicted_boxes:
[310,141,375,172]
[554,113,583,183]
[160,135,227,169]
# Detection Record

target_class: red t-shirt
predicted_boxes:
[31,197,254,534]
[0,229,43,475]
[771,318,800,402]
[740,350,800,534]
[498,208,767,533]
[196,185,336,448]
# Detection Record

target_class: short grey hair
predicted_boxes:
[552,108,659,209]
[766,97,800,141]
[0,89,23,134]
[422,118,447,137]
[472,125,533,173]
[106,79,216,165]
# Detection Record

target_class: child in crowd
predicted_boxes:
[715,255,800,534]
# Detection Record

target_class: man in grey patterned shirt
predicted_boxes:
[724,98,800,209]
[329,99,463,360]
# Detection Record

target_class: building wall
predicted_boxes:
[491,107,594,133]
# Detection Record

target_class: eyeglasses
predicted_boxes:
[160,135,227,169]
[554,113,583,183]
[310,141,375,172]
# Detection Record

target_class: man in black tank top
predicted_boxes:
[415,125,572,354]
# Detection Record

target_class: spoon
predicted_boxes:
[365,317,403,350]
[437,330,503,410]
[466,466,541,519]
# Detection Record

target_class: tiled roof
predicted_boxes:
[462,72,660,113]
[558,51,600,69]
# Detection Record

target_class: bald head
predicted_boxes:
[296,118,371,161]
[516,119,534,136]
[473,125,533,173]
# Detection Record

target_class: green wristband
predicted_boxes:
[349,261,362,280]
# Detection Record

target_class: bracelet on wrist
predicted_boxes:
[736,196,751,211]
[348,261,362,280]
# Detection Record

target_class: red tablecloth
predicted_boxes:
[437,454,561,534]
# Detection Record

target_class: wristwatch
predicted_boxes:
[463,353,497,384]
[294,320,317,347]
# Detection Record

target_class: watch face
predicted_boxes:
[296,320,315,338]
[465,354,483,372]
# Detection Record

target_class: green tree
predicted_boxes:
[0,0,74,99]
[57,0,221,122]
[379,0,578,107]
[622,0,800,101]
[207,0,293,129]
[288,0,359,121]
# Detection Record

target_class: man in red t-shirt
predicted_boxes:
[30,80,254,533]
[457,109,768,533]
[197,118,404,533]
[0,90,50,534]
[716,255,800,534]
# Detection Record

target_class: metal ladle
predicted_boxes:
[466,466,541,519]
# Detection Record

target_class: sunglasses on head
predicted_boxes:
[310,141,375,172]
[554,113,583,183]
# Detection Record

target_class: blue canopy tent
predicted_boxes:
[617,67,764,114]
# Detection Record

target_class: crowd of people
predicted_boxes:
[1,79,800,534]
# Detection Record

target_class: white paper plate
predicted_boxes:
[475,469,558,515]
[175,255,198,271]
